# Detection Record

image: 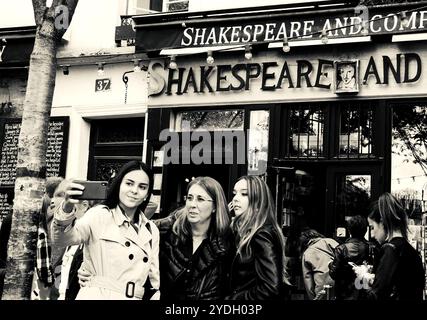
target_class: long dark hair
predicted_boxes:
[232,176,285,260]
[368,192,408,240]
[103,160,154,214]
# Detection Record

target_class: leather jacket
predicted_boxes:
[154,213,232,300]
[227,223,284,300]
[328,237,369,300]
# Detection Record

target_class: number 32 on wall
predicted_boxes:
[95,78,111,92]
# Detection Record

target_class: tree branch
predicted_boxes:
[32,0,46,26]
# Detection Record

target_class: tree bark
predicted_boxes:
[2,1,79,300]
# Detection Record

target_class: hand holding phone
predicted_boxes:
[72,180,108,200]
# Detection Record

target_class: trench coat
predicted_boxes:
[51,204,160,300]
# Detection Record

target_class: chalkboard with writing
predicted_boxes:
[0,188,13,223]
[0,117,69,187]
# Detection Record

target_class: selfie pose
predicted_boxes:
[51,160,160,300]
[227,175,286,300]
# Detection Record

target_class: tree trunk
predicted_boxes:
[1,17,58,300]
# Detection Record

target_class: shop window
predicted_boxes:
[391,104,427,217]
[126,0,152,15]
[164,0,189,12]
[339,105,373,158]
[88,118,145,181]
[288,106,324,158]
[96,118,144,143]
[176,110,244,132]
[248,110,269,175]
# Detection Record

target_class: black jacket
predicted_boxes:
[328,237,369,300]
[227,223,284,300]
[367,237,425,300]
[154,213,232,300]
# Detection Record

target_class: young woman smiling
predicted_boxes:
[51,160,160,300]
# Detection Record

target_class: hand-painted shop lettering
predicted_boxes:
[276,61,294,89]
[315,59,334,89]
[182,67,198,93]
[363,53,421,85]
[296,60,313,88]
[363,56,382,84]
[216,65,231,91]
[178,11,427,48]
[200,66,214,92]
[261,62,278,91]
[149,53,422,96]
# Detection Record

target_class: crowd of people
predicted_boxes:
[0,160,425,300]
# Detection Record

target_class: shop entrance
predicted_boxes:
[273,160,381,238]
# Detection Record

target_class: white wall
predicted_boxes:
[62,0,122,52]
[51,62,148,179]
[0,1,35,27]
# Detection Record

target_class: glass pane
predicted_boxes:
[339,106,372,157]
[335,175,372,228]
[96,118,144,143]
[166,0,189,12]
[176,110,244,131]
[248,110,269,175]
[392,105,427,217]
[288,107,324,157]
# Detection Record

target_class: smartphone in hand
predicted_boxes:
[73,180,108,200]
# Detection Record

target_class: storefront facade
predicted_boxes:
[134,2,427,240]
[0,26,36,224]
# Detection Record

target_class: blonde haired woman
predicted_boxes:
[227,175,286,300]
[155,176,233,300]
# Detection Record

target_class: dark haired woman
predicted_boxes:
[51,160,160,300]
[227,175,286,300]
[155,176,232,300]
[353,193,425,300]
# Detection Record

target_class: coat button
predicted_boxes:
[143,257,148,263]
[186,269,191,273]
[129,254,134,260]
[125,241,131,247]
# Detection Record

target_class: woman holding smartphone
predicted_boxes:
[227,175,286,300]
[50,160,160,300]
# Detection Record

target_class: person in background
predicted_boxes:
[300,229,339,300]
[51,160,160,300]
[227,175,286,300]
[329,215,369,300]
[154,176,232,300]
[0,177,64,300]
[53,196,98,300]
[353,193,425,300]
[31,176,64,300]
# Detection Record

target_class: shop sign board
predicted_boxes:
[136,5,427,52]
[147,52,422,97]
